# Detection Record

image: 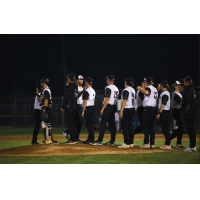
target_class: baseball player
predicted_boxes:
[31,87,42,145]
[61,73,79,144]
[134,78,146,135]
[181,76,197,152]
[92,75,119,146]
[81,77,96,144]
[39,78,57,144]
[156,80,171,150]
[170,81,185,148]
[137,77,158,148]
[118,77,135,148]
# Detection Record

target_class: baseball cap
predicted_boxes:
[182,76,193,82]
[172,81,182,86]
[40,78,49,85]
[105,75,115,80]
[66,73,75,79]
[140,78,146,83]
[77,75,84,80]
[146,77,153,83]
[125,77,134,86]
[85,77,93,83]
[160,80,168,85]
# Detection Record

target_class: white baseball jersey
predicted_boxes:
[103,84,119,105]
[77,86,83,105]
[143,86,158,107]
[83,87,96,106]
[121,87,135,108]
[41,87,52,108]
[171,91,182,109]
[136,90,143,107]
[34,92,42,110]
[158,90,170,110]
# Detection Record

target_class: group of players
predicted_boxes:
[32,74,197,152]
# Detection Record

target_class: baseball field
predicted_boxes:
[0,127,199,164]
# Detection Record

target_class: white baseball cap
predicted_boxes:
[172,81,182,86]
[77,75,84,80]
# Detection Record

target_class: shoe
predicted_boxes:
[150,145,155,149]
[31,141,39,145]
[118,143,130,148]
[41,139,52,144]
[170,140,173,148]
[104,141,115,147]
[63,132,69,140]
[130,144,134,147]
[175,144,185,149]
[91,140,102,146]
[52,139,58,143]
[160,145,171,150]
[76,139,82,143]
[183,147,197,152]
[82,140,91,144]
[64,140,77,144]
[139,143,150,149]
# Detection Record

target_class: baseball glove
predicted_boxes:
[41,110,48,121]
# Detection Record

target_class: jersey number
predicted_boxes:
[113,91,118,98]
[154,92,158,99]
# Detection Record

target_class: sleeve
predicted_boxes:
[123,90,129,100]
[138,91,144,100]
[145,87,151,96]
[43,90,50,99]
[181,87,193,110]
[82,91,89,100]
[174,95,181,104]
[162,95,169,105]
[104,88,111,98]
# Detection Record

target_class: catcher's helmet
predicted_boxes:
[40,78,49,85]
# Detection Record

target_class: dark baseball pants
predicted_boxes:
[121,108,135,145]
[65,110,77,142]
[84,106,95,142]
[32,109,41,143]
[184,113,196,148]
[134,106,143,135]
[98,104,117,143]
[76,104,83,139]
[170,108,184,144]
[160,110,171,145]
[142,107,157,145]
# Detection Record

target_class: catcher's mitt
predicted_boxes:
[41,110,48,121]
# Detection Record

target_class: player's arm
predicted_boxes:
[137,86,150,95]
[119,90,128,119]
[100,88,111,114]
[78,85,87,98]
[156,95,169,119]
[82,90,89,117]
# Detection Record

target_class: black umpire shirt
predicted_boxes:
[62,82,78,112]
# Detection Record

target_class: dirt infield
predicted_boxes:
[0,134,196,142]
[0,143,183,156]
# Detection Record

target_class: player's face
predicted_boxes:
[78,80,83,85]
[177,85,181,91]
[106,79,109,85]
[40,83,44,88]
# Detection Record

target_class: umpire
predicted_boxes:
[181,76,197,152]
[61,73,79,144]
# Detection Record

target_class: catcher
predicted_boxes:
[39,78,57,144]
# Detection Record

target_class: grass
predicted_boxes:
[0,127,199,164]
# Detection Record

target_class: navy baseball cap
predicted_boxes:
[125,77,134,86]
[182,76,193,82]
[146,77,153,83]
[105,75,115,80]
[160,80,168,85]
[66,73,75,79]
[140,78,146,83]
[85,77,93,83]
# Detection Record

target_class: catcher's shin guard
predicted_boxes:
[41,121,51,141]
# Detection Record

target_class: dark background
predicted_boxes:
[0,34,199,98]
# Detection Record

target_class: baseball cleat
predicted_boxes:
[41,139,52,144]
[150,145,155,149]
[175,144,185,149]
[104,141,115,147]
[63,132,69,140]
[76,139,83,143]
[52,139,58,143]
[31,141,39,145]
[64,140,77,144]
[139,143,150,149]
[183,147,197,152]
[160,145,171,150]
[82,140,92,144]
[118,143,130,148]
[129,144,134,147]
[91,141,102,146]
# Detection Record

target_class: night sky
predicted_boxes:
[0,34,199,98]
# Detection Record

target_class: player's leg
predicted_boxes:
[86,107,95,143]
[108,105,117,143]
[134,106,143,135]
[128,108,135,145]
[121,109,129,145]
[176,110,185,146]
[170,109,179,141]
[149,108,156,146]
[142,108,152,144]
[76,104,83,141]
[32,109,41,144]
